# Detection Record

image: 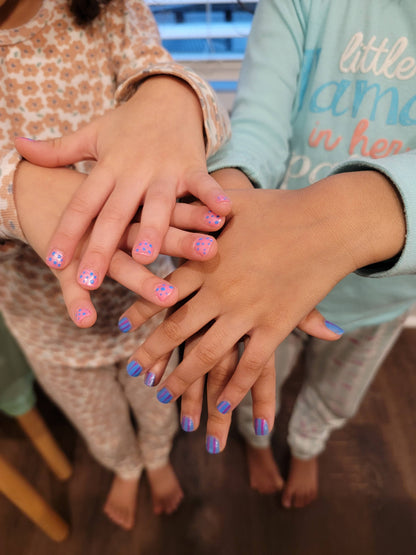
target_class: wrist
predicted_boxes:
[308,171,406,272]
[211,168,254,191]
[14,161,85,242]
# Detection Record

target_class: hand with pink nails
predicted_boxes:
[15,75,231,293]
[13,161,224,327]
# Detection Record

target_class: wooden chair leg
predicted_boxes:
[16,407,72,481]
[0,454,69,542]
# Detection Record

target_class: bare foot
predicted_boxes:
[103,475,140,530]
[146,463,184,515]
[281,456,318,509]
[245,444,284,494]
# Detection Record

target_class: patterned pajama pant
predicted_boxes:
[237,313,407,459]
[30,351,179,480]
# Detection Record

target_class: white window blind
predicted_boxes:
[146,0,257,62]
[147,1,257,109]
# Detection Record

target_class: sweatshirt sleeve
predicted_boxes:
[331,151,416,277]
[104,0,230,157]
[0,148,26,259]
[208,0,310,185]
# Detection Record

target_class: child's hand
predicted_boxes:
[118,169,405,426]
[13,161,223,327]
[15,76,231,291]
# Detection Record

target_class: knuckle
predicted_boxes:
[138,343,161,366]
[207,411,228,427]
[194,342,218,368]
[99,205,127,227]
[229,380,251,399]
[242,355,263,377]
[67,194,92,219]
[160,318,184,344]
[208,367,232,389]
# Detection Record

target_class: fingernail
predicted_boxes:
[75,307,91,323]
[254,418,269,436]
[181,416,194,432]
[127,360,142,377]
[204,210,222,227]
[193,236,214,257]
[216,400,231,414]
[325,320,344,335]
[134,240,153,256]
[216,194,230,203]
[155,283,175,302]
[157,387,173,404]
[118,316,132,333]
[78,269,98,287]
[206,435,220,454]
[46,248,64,268]
[144,372,156,387]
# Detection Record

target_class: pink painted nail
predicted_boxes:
[46,248,64,268]
[155,283,175,301]
[204,210,222,227]
[75,307,91,323]
[78,269,98,287]
[216,194,230,203]
[134,240,153,256]
[194,236,214,256]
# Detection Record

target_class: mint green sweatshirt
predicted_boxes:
[208,0,416,332]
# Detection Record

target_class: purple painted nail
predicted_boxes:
[206,435,220,454]
[155,283,174,301]
[157,387,173,404]
[46,249,64,268]
[134,240,153,256]
[204,210,222,227]
[217,400,231,414]
[181,416,195,432]
[194,236,214,257]
[325,320,344,335]
[254,418,269,436]
[78,269,98,287]
[118,316,132,333]
[126,360,142,377]
[144,372,156,387]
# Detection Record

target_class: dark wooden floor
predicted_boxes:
[1,329,416,555]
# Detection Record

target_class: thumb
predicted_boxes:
[15,123,97,167]
[297,308,344,341]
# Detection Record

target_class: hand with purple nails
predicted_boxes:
[117,167,405,442]
[15,75,231,295]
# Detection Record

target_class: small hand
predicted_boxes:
[13,161,223,327]
[15,76,231,291]
[117,169,404,424]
